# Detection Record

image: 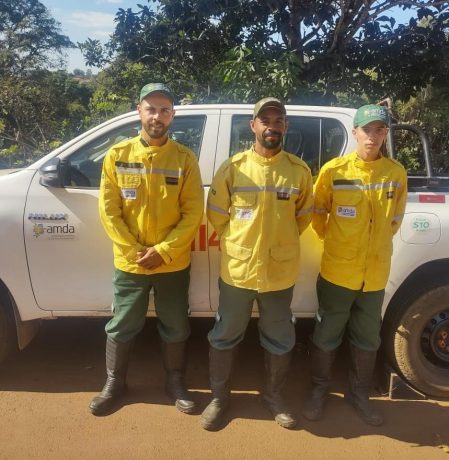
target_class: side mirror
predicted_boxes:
[39,157,64,188]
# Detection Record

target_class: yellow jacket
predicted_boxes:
[312,151,407,291]
[99,136,203,274]
[207,148,313,292]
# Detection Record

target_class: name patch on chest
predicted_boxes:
[235,208,254,220]
[336,206,356,218]
[121,188,137,200]
[165,176,179,185]
[277,192,290,200]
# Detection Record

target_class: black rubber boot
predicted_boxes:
[162,341,196,414]
[344,344,384,426]
[89,336,132,416]
[262,351,297,429]
[200,346,235,431]
[302,344,336,421]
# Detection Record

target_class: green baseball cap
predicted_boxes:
[253,97,286,119]
[353,104,390,128]
[139,83,174,104]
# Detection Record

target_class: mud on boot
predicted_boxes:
[200,346,235,431]
[201,397,230,431]
[262,351,297,429]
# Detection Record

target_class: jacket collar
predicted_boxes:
[352,151,386,171]
[250,146,285,166]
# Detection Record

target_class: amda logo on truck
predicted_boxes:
[29,213,76,240]
[33,223,76,239]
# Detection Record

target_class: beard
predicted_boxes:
[143,122,169,140]
[260,131,283,149]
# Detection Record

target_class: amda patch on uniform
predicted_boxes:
[387,191,394,199]
[121,188,137,200]
[165,176,179,185]
[336,205,356,218]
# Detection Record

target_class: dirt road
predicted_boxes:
[0,318,448,459]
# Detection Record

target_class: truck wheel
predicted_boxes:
[0,299,16,364]
[383,283,449,398]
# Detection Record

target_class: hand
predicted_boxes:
[136,247,164,270]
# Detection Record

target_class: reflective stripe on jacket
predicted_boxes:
[312,151,407,291]
[99,136,204,274]
[207,148,313,292]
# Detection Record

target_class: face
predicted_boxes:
[250,107,288,151]
[137,93,175,140]
[352,121,389,159]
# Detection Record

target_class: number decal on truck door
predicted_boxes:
[191,224,219,251]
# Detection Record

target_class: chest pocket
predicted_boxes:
[231,192,257,222]
[117,173,142,188]
[232,192,257,207]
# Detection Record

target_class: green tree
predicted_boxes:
[396,84,449,175]
[0,71,94,166]
[0,0,74,74]
[80,0,449,104]
[0,0,82,166]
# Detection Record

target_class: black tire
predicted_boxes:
[383,283,449,398]
[0,298,16,364]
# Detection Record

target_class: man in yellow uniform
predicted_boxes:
[90,83,203,416]
[201,97,313,430]
[302,104,407,426]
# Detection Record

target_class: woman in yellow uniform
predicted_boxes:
[303,105,407,426]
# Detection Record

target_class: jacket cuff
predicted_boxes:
[153,243,172,265]
[133,244,147,260]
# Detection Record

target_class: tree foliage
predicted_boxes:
[0,71,93,166]
[0,0,89,166]
[0,0,448,171]
[0,0,74,74]
[396,83,449,175]
[80,0,449,104]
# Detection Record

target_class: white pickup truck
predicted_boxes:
[0,104,448,398]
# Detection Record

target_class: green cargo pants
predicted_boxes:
[105,267,191,343]
[312,275,384,352]
[208,278,296,355]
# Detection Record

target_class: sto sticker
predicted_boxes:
[412,216,431,232]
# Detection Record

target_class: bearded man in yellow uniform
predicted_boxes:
[303,104,407,426]
[90,83,203,416]
[202,97,314,430]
